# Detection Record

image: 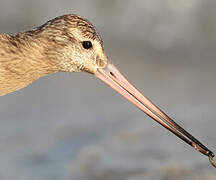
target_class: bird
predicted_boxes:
[0,14,215,167]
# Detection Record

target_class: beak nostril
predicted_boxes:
[109,71,116,79]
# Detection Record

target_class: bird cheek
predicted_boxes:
[83,63,97,74]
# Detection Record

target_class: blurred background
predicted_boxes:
[0,0,216,179]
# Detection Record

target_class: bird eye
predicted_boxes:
[82,41,92,49]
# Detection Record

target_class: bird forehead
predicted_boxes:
[50,15,102,42]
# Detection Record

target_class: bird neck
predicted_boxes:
[0,32,59,96]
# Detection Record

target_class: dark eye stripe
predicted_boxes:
[82,41,92,49]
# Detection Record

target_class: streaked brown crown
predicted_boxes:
[27,14,102,44]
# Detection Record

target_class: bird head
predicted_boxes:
[35,14,108,74]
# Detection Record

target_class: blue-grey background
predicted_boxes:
[0,0,216,179]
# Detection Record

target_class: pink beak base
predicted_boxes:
[95,62,216,167]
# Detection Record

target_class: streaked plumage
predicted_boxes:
[0,14,106,96]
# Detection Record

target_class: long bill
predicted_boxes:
[95,62,216,167]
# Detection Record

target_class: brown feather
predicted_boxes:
[0,14,107,96]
